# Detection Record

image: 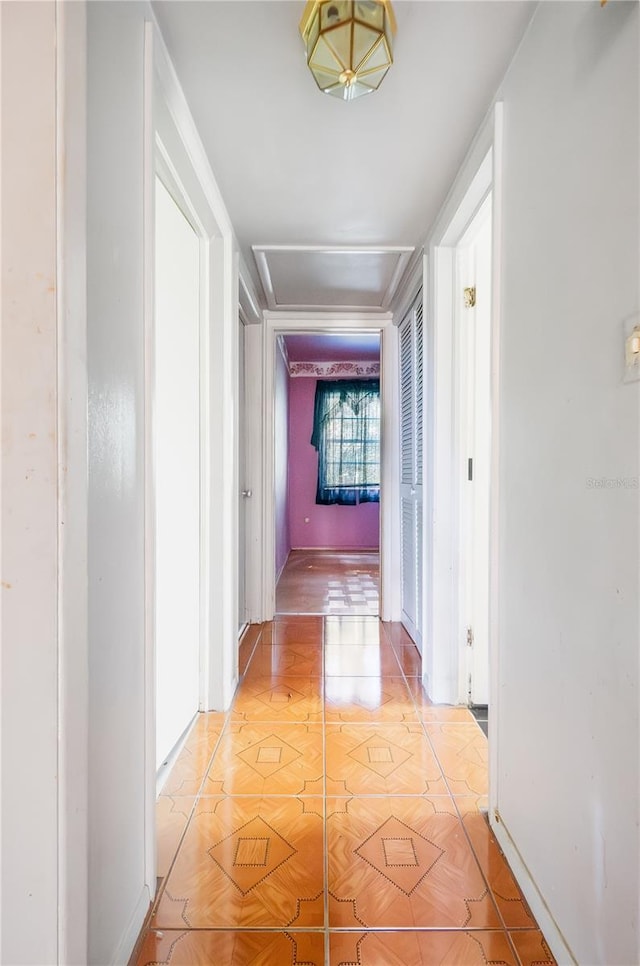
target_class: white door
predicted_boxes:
[399,296,424,650]
[458,196,492,706]
[154,177,201,768]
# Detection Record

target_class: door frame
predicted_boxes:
[455,195,493,707]
[397,291,425,651]
[152,168,203,773]
[425,102,503,803]
[259,312,401,623]
[142,18,240,910]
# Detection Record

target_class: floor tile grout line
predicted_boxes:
[377,626,507,930]
[381,620,463,802]
[139,925,539,933]
[151,702,234,918]
[402,655,513,937]
[192,792,464,799]
[237,622,263,678]
[147,924,539,930]
[449,790,528,939]
[151,620,270,925]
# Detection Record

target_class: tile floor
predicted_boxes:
[276,550,379,615]
[136,616,555,966]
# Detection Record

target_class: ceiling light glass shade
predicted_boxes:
[299,0,396,101]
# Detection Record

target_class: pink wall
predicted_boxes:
[275,344,291,576]
[288,377,380,550]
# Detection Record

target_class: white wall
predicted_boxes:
[1,2,89,961]
[87,6,242,959]
[87,3,151,962]
[1,5,61,963]
[494,4,639,963]
[154,177,200,769]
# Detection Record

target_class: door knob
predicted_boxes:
[242,489,252,498]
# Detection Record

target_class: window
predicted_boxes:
[310,379,380,505]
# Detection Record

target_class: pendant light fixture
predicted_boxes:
[299,0,397,101]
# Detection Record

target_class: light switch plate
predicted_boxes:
[623,313,640,384]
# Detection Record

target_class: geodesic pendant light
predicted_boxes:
[299,0,397,101]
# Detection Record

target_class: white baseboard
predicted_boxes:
[491,815,576,965]
[155,712,198,797]
[275,553,289,585]
[289,545,380,552]
[112,883,151,966]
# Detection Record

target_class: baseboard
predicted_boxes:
[113,883,151,966]
[491,814,576,965]
[289,546,380,552]
[275,552,289,585]
[155,712,198,797]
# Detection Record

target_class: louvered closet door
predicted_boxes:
[399,296,424,650]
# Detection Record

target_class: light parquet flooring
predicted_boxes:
[276,550,379,615]
[134,616,555,966]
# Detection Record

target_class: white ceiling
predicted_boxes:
[284,333,381,362]
[253,245,413,311]
[153,0,536,312]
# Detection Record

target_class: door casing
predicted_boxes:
[425,102,503,823]
[142,18,241,924]
[259,313,401,624]
[455,196,492,707]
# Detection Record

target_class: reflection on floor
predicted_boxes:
[276,550,379,616]
[136,616,556,966]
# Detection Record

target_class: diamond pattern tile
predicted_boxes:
[153,797,324,928]
[356,738,404,776]
[209,815,297,895]
[204,723,323,796]
[354,815,444,895]
[327,796,501,928]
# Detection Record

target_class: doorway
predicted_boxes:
[427,134,499,715]
[154,175,202,774]
[274,333,382,616]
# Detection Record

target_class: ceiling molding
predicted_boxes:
[390,247,424,325]
[264,310,393,329]
[252,245,414,313]
[151,12,235,239]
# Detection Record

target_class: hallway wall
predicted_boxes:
[495,3,639,963]
[1,5,68,962]
[288,377,380,550]
[87,3,151,963]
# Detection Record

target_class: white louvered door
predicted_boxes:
[399,295,424,650]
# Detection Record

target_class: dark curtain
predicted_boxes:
[310,379,380,505]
